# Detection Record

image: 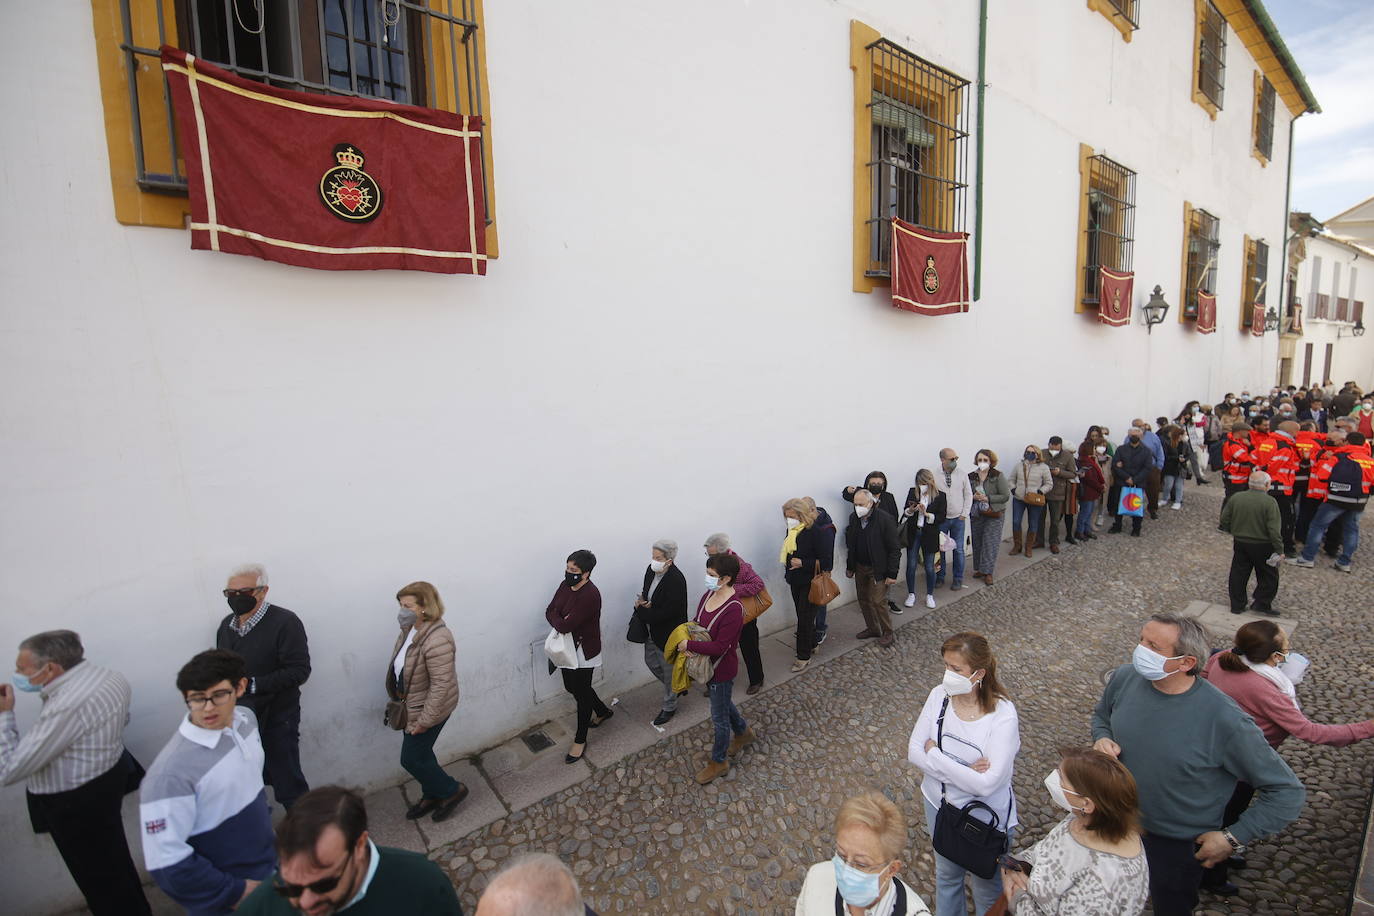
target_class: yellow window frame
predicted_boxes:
[1086,0,1136,43]
[1073,145,1135,313]
[1191,0,1224,120]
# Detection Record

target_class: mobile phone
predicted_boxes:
[996,854,1032,875]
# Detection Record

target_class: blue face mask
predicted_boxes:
[704,575,721,592]
[832,855,884,907]
[1132,643,1185,681]
[12,668,46,693]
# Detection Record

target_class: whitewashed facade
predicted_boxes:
[1284,200,1374,389]
[0,1,1319,910]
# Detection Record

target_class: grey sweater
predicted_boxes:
[1092,664,1304,845]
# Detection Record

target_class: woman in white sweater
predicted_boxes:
[907,632,1020,916]
[796,791,930,916]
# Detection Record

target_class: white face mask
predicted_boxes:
[976,461,990,471]
[785,517,802,529]
[1048,449,1060,457]
[1045,768,1087,814]
[918,484,928,496]
[941,669,978,697]
[650,559,667,573]
[1095,445,1107,454]
[855,504,871,518]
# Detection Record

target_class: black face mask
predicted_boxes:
[564,571,582,587]
[226,593,257,616]
[867,482,884,493]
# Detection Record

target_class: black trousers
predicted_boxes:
[1145,467,1162,514]
[1201,781,1255,887]
[259,704,310,809]
[789,579,818,661]
[1106,484,1142,533]
[27,761,152,916]
[1141,832,1206,916]
[1270,490,1295,555]
[739,619,764,686]
[561,667,611,743]
[1222,479,1246,508]
[1229,539,1279,611]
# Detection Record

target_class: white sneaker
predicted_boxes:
[904,593,917,608]
[1094,517,1104,529]
[925,594,937,609]
[1171,502,1182,510]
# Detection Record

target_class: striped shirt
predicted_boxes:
[0,661,131,793]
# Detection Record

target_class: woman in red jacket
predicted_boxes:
[1075,441,1106,541]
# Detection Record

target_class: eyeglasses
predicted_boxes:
[223,587,263,598]
[272,853,352,899]
[184,688,237,709]
[833,849,888,874]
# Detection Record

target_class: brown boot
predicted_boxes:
[1010,532,1023,555]
[695,759,729,784]
[1050,541,1060,554]
[727,728,756,757]
[1024,532,1036,558]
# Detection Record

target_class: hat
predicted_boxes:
[1232,422,1252,432]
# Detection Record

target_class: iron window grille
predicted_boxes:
[1081,154,1137,305]
[1255,75,1275,159]
[1103,0,1140,29]
[118,0,489,221]
[1183,208,1220,318]
[863,39,970,278]
[1198,0,1226,109]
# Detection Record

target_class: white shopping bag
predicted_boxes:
[544,628,579,668]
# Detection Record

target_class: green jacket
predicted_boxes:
[1219,489,1282,552]
[238,845,463,916]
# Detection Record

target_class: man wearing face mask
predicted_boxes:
[1091,614,1304,916]
[841,473,902,616]
[216,563,311,810]
[1,630,151,916]
[934,448,973,591]
[1131,419,1165,519]
[844,489,902,648]
[1043,436,1078,553]
[1107,428,1151,536]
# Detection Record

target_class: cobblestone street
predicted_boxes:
[431,482,1373,915]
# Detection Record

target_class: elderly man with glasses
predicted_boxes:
[140,649,277,915]
[216,563,311,810]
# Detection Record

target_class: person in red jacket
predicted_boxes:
[1292,423,1325,540]
[1221,423,1254,510]
[1290,432,1374,572]
[1075,442,1106,541]
[1265,422,1301,557]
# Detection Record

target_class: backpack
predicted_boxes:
[1326,453,1370,508]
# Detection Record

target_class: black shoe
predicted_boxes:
[1108,523,1123,533]
[1064,536,1077,545]
[1228,856,1248,870]
[1250,604,1280,617]
[888,599,903,615]
[1084,531,1097,540]
[1284,550,1298,559]
[652,709,676,727]
[746,681,763,696]
[405,798,441,820]
[1129,529,1141,537]
[565,744,586,764]
[589,709,614,728]
[1149,511,1159,520]
[1203,882,1240,897]
[431,783,470,822]
[1231,607,1246,615]
[814,630,828,647]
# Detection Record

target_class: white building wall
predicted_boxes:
[1291,235,1374,388]
[0,1,1301,910]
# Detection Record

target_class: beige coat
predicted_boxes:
[1009,460,1053,498]
[385,620,458,730]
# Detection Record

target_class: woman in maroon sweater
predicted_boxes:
[546,549,613,763]
[687,553,755,785]
[1200,620,1374,892]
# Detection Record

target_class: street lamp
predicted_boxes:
[1142,285,1170,333]
[1338,318,1366,339]
[1264,306,1279,333]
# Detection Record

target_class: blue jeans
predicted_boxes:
[708,680,747,763]
[922,798,1013,916]
[1162,474,1185,505]
[1301,503,1362,565]
[814,604,828,639]
[1010,498,1043,537]
[1075,500,1097,536]
[400,715,459,800]
[936,517,965,584]
[905,544,938,596]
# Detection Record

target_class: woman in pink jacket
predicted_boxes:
[1201,619,1374,894]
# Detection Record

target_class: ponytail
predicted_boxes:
[1217,620,1284,673]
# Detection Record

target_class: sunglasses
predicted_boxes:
[272,853,351,899]
[223,587,263,598]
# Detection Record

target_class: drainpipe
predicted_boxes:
[1276,114,1297,384]
[973,0,987,301]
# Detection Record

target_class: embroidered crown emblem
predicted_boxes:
[320,142,383,223]
[334,146,365,169]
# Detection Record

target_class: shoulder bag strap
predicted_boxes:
[1022,462,1029,494]
[936,695,949,805]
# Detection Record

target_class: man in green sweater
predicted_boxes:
[238,785,463,916]
[1219,470,1284,614]
[1092,613,1304,914]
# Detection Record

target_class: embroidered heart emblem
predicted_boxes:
[336,181,363,212]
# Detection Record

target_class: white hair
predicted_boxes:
[652,539,678,561]
[1248,470,1272,491]
[228,563,269,587]
[703,532,731,552]
[479,853,583,916]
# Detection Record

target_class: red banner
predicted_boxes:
[1250,303,1266,337]
[891,220,970,316]
[160,47,487,274]
[1097,268,1134,327]
[1196,292,1217,334]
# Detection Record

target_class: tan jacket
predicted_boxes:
[385,620,458,730]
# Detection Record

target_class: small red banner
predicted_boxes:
[160,46,487,274]
[891,220,970,316]
[1097,268,1134,327]
[1196,292,1217,334]
[1250,303,1266,337]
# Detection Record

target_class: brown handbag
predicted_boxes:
[808,561,841,605]
[1022,463,1047,507]
[741,586,773,623]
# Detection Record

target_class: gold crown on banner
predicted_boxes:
[335,147,365,169]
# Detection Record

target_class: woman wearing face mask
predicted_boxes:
[901,469,947,610]
[1351,396,1374,439]
[1200,620,1374,892]
[546,549,613,764]
[385,581,467,822]
[783,498,836,672]
[968,450,1010,585]
[796,791,931,915]
[1073,439,1104,541]
[1083,427,1113,529]
[907,632,1020,916]
[685,553,754,785]
[633,539,688,726]
[997,748,1148,915]
[1007,445,1052,558]
[842,471,900,520]
[1160,425,1189,510]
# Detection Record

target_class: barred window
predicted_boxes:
[1103,0,1139,28]
[1241,237,1268,329]
[120,0,489,216]
[862,39,970,278]
[1183,207,1220,318]
[1197,0,1226,110]
[1254,75,1275,160]
[1080,155,1136,305]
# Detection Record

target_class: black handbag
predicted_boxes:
[930,697,1011,879]
[626,606,649,644]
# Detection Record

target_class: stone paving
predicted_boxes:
[426,483,1374,915]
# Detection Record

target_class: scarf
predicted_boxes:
[1241,656,1299,709]
[781,524,804,564]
